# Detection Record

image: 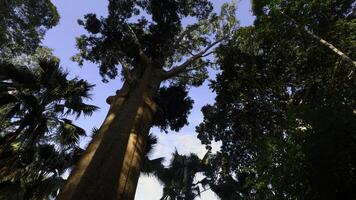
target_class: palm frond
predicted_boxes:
[5,103,21,119]
[141,157,165,176]
[0,51,96,199]
[36,176,65,199]
[145,133,158,157]
[140,134,165,176]
[0,63,38,91]
[63,98,98,118]
[0,93,17,106]
[91,126,100,137]
[19,93,40,110]
[57,119,86,147]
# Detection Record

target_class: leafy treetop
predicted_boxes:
[73,0,238,84]
[0,0,59,58]
[197,0,356,198]
[0,48,98,199]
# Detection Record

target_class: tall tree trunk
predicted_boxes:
[280,10,356,69]
[302,28,356,69]
[58,67,163,200]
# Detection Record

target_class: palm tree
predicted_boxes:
[154,151,209,200]
[136,133,243,200]
[149,150,246,200]
[140,133,165,176]
[133,132,203,200]
[0,50,98,199]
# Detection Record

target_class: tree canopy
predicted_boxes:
[0,0,59,58]
[73,0,237,82]
[1,0,355,199]
[0,48,98,199]
[197,0,356,199]
[72,0,238,133]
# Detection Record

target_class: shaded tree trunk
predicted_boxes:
[58,66,163,200]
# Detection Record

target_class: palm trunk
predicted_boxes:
[58,67,163,200]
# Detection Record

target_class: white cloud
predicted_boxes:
[135,175,163,200]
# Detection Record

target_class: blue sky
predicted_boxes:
[43,1,254,199]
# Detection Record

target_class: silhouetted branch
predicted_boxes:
[163,37,226,80]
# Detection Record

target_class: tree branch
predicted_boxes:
[127,25,151,65]
[176,74,195,79]
[118,59,134,82]
[163,37,227,80]
[202,50,216,57]
[279,10,356,70]
[192,187,211,199]
[163,25,199,60]
[173,25,199,50]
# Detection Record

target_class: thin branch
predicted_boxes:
[127,25,151,64]
[183,45,195,56]
[173,25,199,49]
[279,10,356,71]
[192,187,211,199]
[163,25,199,60]
[163,37,227,80]
[201,37,227,56]
[185,62,210,73]
[162,54,202,80]
[202,50,216,57]
[118,59,134,82]
[176,74,195,79]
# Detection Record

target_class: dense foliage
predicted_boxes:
[0,1,99,198]
[2,0,355,199]
[0,49,97,199]
[157,151,205,200]
[74,0,217,80]
[72,0,237,133]
[0,0,59,58]
[153,85,194,132]
[197,0,356,199]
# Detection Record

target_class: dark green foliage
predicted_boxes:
[0,49,97,199]
[72,0,228,82]
[197,0,356,199]
[140,136,243,200]
[140,133,165,176]
[153,85,194,132]
[291,104,356,200]
[157,151,205,200]
[154,150,247,200]
[0,1,95,199]
[0,0,59,57]
[72,0,237,149]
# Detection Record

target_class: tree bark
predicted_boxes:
[57,66,163,200]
